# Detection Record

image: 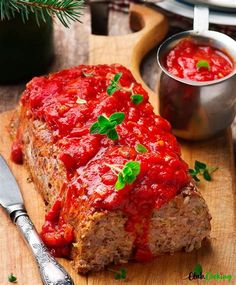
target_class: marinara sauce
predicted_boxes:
[13,64,190,261]
[164,39,233,81]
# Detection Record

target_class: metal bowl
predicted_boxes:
[157,30,236,140]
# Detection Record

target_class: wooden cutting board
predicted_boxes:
[0,4,236,285]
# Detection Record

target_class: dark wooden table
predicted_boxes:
[0,5,235,160]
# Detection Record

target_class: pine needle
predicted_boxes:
[0,0,84,27]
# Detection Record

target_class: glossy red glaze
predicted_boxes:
[11,139,23,164]
[15,64,190,261]
[164,39,233,81]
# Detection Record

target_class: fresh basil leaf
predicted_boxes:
[131,94,143,105]
[136,143,147,153]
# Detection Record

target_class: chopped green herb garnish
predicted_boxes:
[76,97,87,104]
[115,268,127,280]
[82,70,94,77]
[136,143,148,153]
[196,60,210,71]
[189,160,218,182]
[105,161,141,190]
[90,112,125,141]
[131,94,144,105]
[193,264,203,276]
[107,72,122,95]
[8,273,17,283]
[108,268,127,281]
[107,73,144,105]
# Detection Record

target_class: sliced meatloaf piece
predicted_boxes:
[11,64,211,273]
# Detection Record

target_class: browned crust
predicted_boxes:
[11,106,211,273]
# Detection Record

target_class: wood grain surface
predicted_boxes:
[0,4,236,285]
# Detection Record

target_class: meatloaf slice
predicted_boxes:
[11,64,211,273]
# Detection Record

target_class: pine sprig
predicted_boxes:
[0,0,84,28]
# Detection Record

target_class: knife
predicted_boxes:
[0,155,74,285]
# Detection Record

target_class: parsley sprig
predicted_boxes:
[189,160,218,182]
[108,268,127,281]
[8,273,17,283]
[90,112,125,140]
[105,161,141,190]
[107,72,144,105]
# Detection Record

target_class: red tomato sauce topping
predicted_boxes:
[14,64,190,261]
[164,39,233,81]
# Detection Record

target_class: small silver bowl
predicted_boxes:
[157,6,236,140]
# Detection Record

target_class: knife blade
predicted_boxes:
[0,155,24,215]
[0,155,74,285]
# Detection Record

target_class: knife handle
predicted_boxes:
[13,210,74,285]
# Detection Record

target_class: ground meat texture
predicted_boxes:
[11,64,211,273]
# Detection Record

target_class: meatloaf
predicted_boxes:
[11,64,211,273]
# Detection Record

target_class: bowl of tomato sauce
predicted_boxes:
[157,31,236,140]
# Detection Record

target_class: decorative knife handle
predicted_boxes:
[12,209,74,285]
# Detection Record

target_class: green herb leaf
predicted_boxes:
[76,97,87,104]
[136,143,148,153]
[196,60,210,71]
[131,94,143,105]
[125,161,140,176]
[115,173,126,190]
[107,85,118,96]
[189,160,218,182]
[114,161,141,191]
[112,268,127,280]
[107,72,122,95]
[98,115,110,126]
[109,112,125,124]
[114,72,122,82]
[107,129,119,141]
[188,169,200,182]
[203,169,211,181]
[90,112,125,140]
[8,273,17,283]
[195,160,206,171]
[120,268,127,279]
[90,122,100,134]
[193,264,202,276]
